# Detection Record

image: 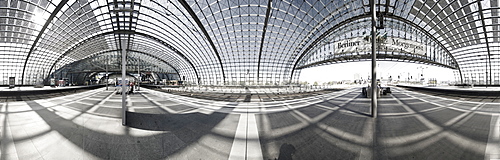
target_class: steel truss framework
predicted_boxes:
[0,0,498,86]
[296,15,462,82]
[51,51,177,86]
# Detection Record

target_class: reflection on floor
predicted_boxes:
[0,86,499,159]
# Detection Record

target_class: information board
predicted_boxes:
[8,77,15,89]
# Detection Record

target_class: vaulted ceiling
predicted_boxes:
[0,0,498,85]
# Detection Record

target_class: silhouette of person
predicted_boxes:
[277,143,296,160]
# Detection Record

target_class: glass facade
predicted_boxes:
[0,0,499,85]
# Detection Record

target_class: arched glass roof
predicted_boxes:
[0,0,498,85]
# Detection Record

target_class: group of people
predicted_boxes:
[115,81,138,94]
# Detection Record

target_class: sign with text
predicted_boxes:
[333,37,426,56]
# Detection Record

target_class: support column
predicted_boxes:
[370,0,377,118]
[106,56,108,90]
[121,41,127,126]
[137,57,140,91]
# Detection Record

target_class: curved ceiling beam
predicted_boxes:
[178,0,226,83]
[126,49,181,75]
[385,15,462,83]
[48,30,198,82]
[21,0,69,85]
[289,14,366,82]
[477,1,492,85]
[290,14,463,83]
[257,0,273,83]
[296,54,457,70]
[129,31,200,82]
[71,49,180,75]
[54,49,178,79]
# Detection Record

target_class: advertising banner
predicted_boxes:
[333,37,426,56]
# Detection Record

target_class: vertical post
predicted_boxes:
[59,66,62,83]
[42,68,45,85]
[489,57,492,86]
[370,0,377,118]
[486,57,488,88]
[106,55,108,90]
[137,57,140,91]
[121,41,127,126]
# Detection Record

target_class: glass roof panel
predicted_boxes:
[0,0,499,85]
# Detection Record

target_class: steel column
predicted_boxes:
[137,57,140,91]
[121,40,127,126]
[370,0,377,118]
[106,56,108,90]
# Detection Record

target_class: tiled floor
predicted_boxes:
[400,86,500,103]
[0,86,498,159]
[145,86,341,103]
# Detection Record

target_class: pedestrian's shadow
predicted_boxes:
[275,143,296,160]
[126,111,227,131]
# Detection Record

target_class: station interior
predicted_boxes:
[1,0,500,159]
